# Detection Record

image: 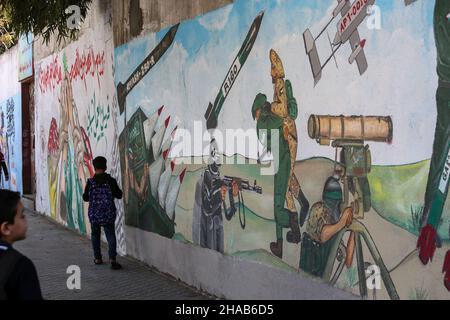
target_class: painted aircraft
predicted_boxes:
[303,0,375,85]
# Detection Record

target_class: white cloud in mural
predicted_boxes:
[198,5,233,32]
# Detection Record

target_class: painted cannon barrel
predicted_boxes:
[307,115,393,143]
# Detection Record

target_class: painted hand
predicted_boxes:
[340,207,353,228]
[221,185,227,202]
[232,181,239,198]
[417,224,437,265]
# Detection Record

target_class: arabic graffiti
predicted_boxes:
[86,93,111,145]
[39,48,106,94]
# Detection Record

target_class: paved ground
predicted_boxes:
[15,210,212,300]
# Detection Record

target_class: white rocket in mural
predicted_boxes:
[161,126,178,153]
[164,168,187,221]
[149,146,170,198]
[158,158,175,209]
[143,105,164,150]
[151,116,170,160]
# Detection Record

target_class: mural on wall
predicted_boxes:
[34,21,126,253]
[0,94,22,192]
[114,0,450,299]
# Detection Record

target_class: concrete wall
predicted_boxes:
[26,0,450,300]
[33,0,126,254]
[112,0,233,47]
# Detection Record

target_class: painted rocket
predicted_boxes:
[158,158,175,209]
[149,146,170,198]
[165,168,187,221]
[204,11,264,130]
[143,105,164,150]
[151,116,170,161]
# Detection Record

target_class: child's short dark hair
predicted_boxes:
[0,189,21,225]
[93,156,107,170]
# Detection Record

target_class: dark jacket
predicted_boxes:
[0,241,43,300]
[83,173,123,202]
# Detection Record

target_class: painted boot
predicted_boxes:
[270,239,283,259]
[443,250,450,292]
[286,211,301,244]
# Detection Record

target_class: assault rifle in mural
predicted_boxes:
[221,175,263,229]
[301,114,399,300]
[116,23,179,114]
[119,106,186,238]
[204,11,264,130]
[303,0,374,85]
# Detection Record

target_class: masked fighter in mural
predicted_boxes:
[0,148,9,187]
[47,72,94,234]
[410,0,450,291]
[300,164,355,278]
[192,139,239,253]
[251,50,309,259]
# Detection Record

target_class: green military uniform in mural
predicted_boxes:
[300,176,343,277]
[253,93,292,241]
[417,0,450,291]
[252,49,309,259]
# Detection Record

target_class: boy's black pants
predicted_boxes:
[91,223,117,260]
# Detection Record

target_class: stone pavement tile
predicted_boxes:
[14,210,213,300]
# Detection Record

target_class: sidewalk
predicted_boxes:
[15,210,211,300]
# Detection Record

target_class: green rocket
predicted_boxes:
[204,11,264,130]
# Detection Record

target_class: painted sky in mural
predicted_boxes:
[115,0,436,166]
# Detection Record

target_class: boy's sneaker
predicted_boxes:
[110,260,122,270]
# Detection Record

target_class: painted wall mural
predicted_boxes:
[112,0,449,299]
[34,19,126,254]
[0,45,22,193]
[0,94,22,192]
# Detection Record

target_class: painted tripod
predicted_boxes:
[322,140,399,300]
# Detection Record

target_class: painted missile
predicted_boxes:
[143,105,164,150]
[151,116,170,160]
[348,39,366,64]
[149,147,169,198]
[116,24,179,114]
[158,159,176,209]
[204,11,264,130]
[165,168,187,221]
[160,125,178,153]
